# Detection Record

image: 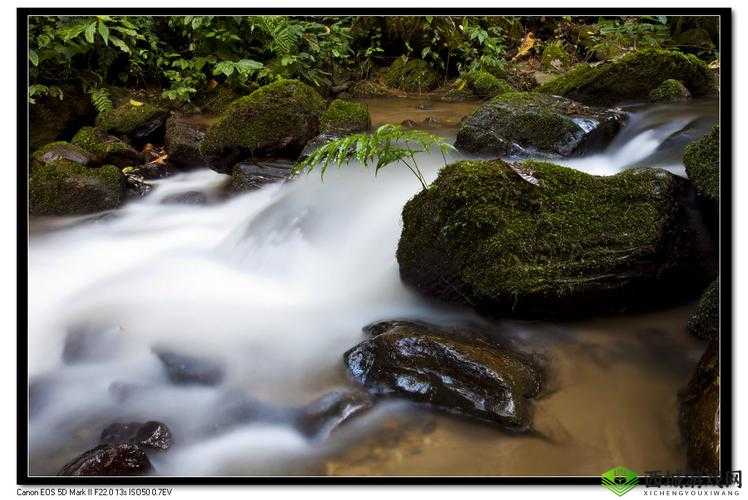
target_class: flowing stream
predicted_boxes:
[27,97,717,476]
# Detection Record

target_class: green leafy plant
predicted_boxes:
[88,87,113,113]
[293,124,455,190]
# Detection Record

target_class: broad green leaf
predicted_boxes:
[84,22,97,44]
[98,21,110,45]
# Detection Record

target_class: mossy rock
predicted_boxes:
[683,124,719,201]
[649,79,692,103]
[200,79,326,173]
[349,80,404,98]
[686,280,719,341]
[71,127,143,167]
[194,85,246,115]
[679,340,720,474]
[672,28,716,56]
[97,101,167,144]
[454,92,625,156]
[29,85,96,151]
[320,99,371,134]
[538,49,714,106]
[540,41,572,71]
[383,58,439,93]
[464,71,513,98]
[164,116,207,168]
[29,161,125,216]
[31,141,91,171]
[396,160,716,317]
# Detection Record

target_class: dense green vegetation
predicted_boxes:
[29,15,719,109]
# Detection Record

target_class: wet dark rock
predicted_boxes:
[107,381,146,403]
[58,443,152,476]
[229,161,293,193]
[165,115,208,168]
[62,324,122,364]
[71,126,144,167]
[455,92,625,157]
[679,340,720,474]
[153,348,225,386]
[687,280,719,341]
[295,389,374,438]
[161,190,209,205]
[101,421,172,451]
[123,162,178,180]
[97,101,167,146]
[300,132,344,159]
[397,160,716,317]
[344,321,543,431]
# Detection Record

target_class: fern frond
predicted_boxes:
[89,87,113,114]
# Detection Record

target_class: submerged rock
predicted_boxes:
[201,79,326,173]
[58,443,152,476]
[679,340,720,474]
[538,49,714,106]
[454,92,624,157]
[396,160,716,317]
[164,115,208,168]
[320,99,371,134]
[100,421,172,451]
[295,389,374,438]
[383,57,439,93]
[62,324,123,364]
[29,161,126,216]
[229,161,293,193]
[684,124,719,201]
[153,348,225,386]
[71,126,143,167]
[687,280,719,341]
[344,321,543,431]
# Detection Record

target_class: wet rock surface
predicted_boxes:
[295,389,374,439]
[679,340,720,474]
[58,443,152,476]
[101,421,172,451]
[455,92,625,157]
[165,115,208,168]
[153,348,225,386]
[344,320,543,431]
[229,161,293,193]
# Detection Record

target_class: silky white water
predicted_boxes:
[27,98,717,476]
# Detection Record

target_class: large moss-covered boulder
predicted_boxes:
[396,160,715,317]
[679,340,720,474]
[538,49,714,106]
[320,99,371,134]
[649,79,692,103]
[684,125,719,201]
[383,58,439,93]
[455,92,625,156]
[687,280,719,341]
[71,127,142,167]
[30,86,96,151]
[344,320,543,431]
[464,70,513,98]
[97,101,167,145]
[200,80,326,173]
[29,161,126,216]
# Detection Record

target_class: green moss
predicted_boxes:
[97,101,165,135]
[71,126,133,162]
[683,124,719,200]
[31,141,91,169]
[349,80,403,98]
[540,41,571,71]
[29,161,125,215]
[200,79,325,160]
[383,58,439,93]
[649,79,691,103]
[397,160,712,316]
[686,280,719,341]
[538,49,713,105]
[320,99,371,134]
[464,71,513,98]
